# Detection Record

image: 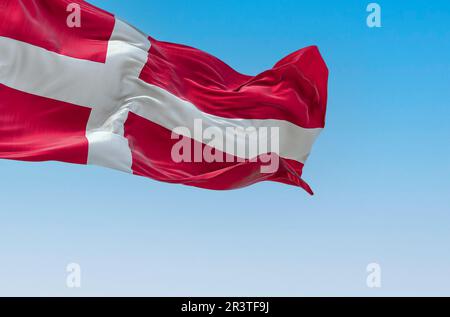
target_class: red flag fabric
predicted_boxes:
[0,0,328,194]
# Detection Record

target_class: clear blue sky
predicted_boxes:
[1,0,449,296]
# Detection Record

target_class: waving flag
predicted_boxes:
[0,0,328,194]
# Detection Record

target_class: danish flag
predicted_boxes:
[0,0,328,194]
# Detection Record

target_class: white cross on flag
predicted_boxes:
[0,0,328,194]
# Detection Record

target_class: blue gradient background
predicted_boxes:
[1,0,449,296]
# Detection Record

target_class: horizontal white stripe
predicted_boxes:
[0,20,321,166]
[127,83,322,162]
[0,36,105,107]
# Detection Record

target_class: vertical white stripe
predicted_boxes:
[86,19,151,172]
